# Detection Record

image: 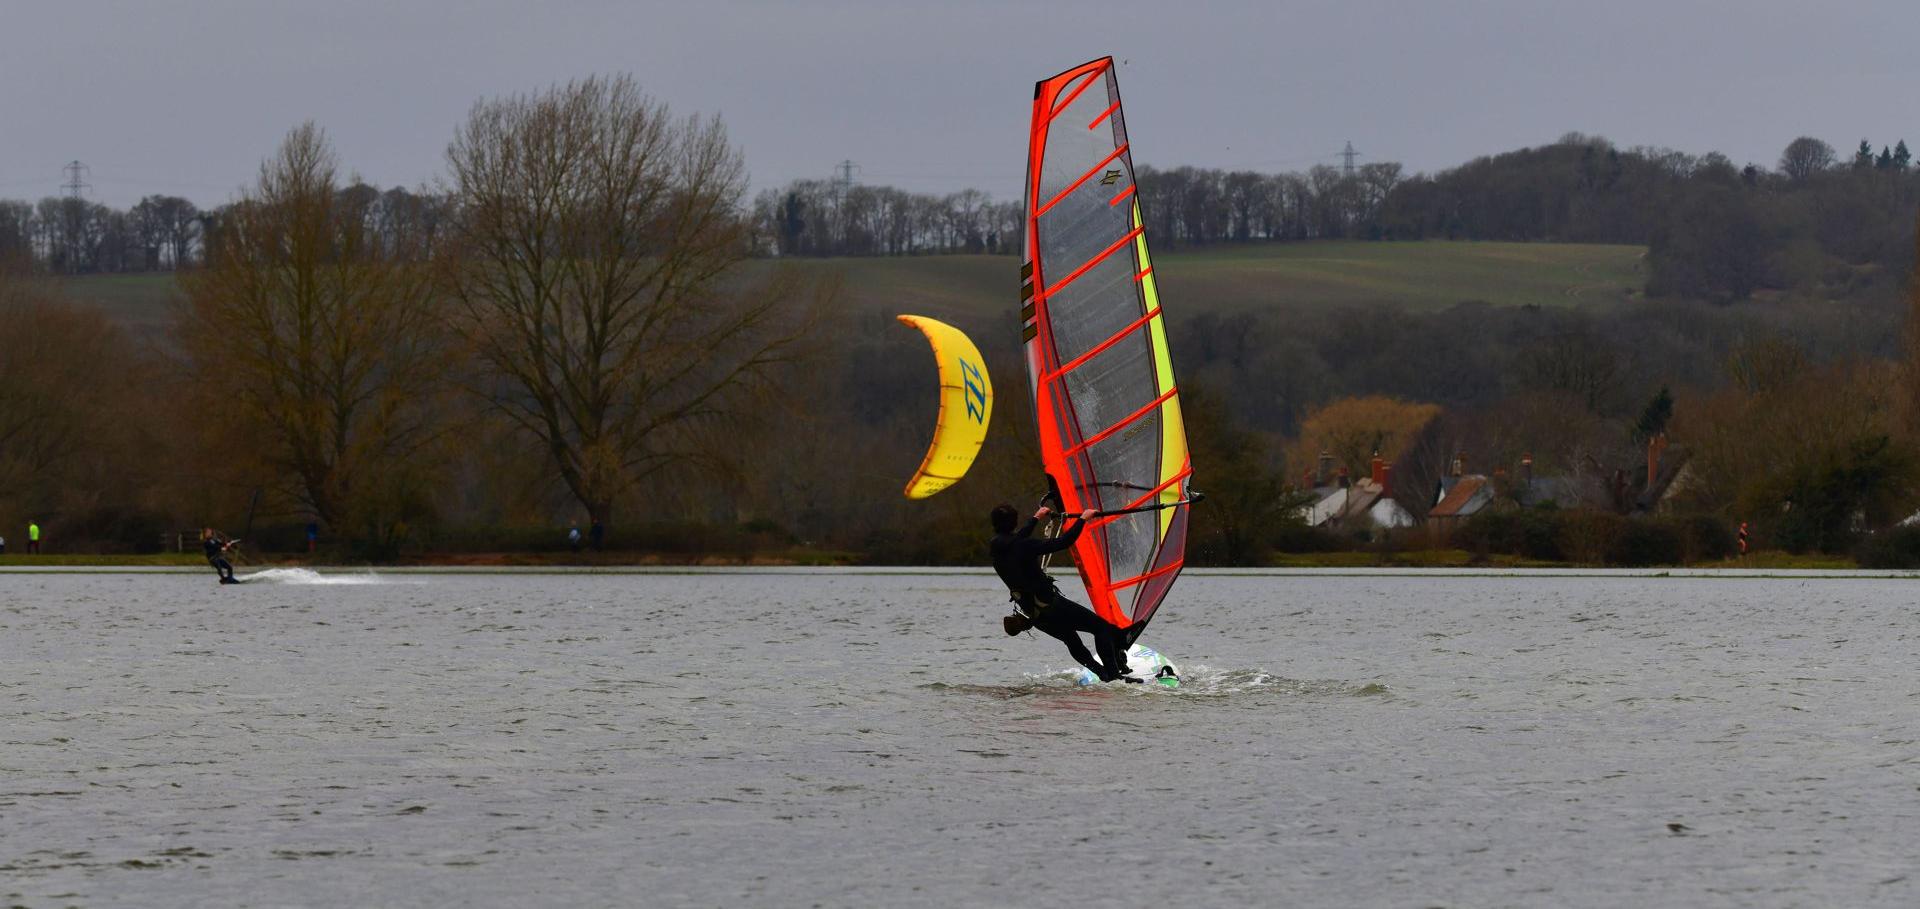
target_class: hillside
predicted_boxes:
[776,240,1645,323]
[56,240,1647,338]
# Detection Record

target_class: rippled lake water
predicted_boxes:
[4,568,1918,907]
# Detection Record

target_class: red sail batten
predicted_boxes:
[1065,386,1178,458]
[1108,558,1185,592]
[1044,226,1143,297]
[1041,307,1162,385]
[1035,143,1131,218]
[1047,61,1110,118]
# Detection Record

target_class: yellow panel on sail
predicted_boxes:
[898,314,993,499]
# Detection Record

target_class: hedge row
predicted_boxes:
[1453,509,1737,566]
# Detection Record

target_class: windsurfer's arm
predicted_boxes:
[1030,510,1096,554]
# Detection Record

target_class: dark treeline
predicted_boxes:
[749,182,1023,256]
[753,132,1919,311]
[0,185,449,275]
[0,195,203,273]
[1385,134,1919,304]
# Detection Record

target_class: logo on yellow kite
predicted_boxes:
[1099,169,1123,185]
[960,358,988,423]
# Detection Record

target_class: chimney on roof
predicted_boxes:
[1521,453,1534,487]
[1647,433,1668,489]
[1451,451,1466,477]
[1316,451,1333,486]
[1381,464,1394,499]
[1370,452,1386,487]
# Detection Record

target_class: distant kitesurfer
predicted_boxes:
[989,503,1135,682]
[202,528,239,585]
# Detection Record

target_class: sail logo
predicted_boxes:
[1099,169,1123,186]
[960,358,988,423]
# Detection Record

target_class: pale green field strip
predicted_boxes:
[57,241,1650,338]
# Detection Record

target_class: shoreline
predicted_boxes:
[3,563,1913,579]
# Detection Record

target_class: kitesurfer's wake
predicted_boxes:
[239,568,387,585]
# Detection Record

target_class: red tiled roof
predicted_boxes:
[1429,475,1489,518]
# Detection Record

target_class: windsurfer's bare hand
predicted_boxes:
[1080,509,1096,521]
[1034,507,1052,521]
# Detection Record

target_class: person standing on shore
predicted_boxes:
[27,520,39,554]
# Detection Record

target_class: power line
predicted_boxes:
[1340,141,1361,178]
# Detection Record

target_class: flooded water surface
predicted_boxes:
[3,569,1918,907]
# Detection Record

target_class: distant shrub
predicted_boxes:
[1454,510,1731,566]
[1607,519,1683,567]
[1454,510,1563,560]
[1857,526,1920,569]
[1270,521,1352,553]
[1558,511,1627,565]
[1674,514,1736,562]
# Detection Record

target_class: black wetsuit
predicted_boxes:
[204,537,236,583]
[990,516,1130,680]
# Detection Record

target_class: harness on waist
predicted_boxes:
[1007,586,1060,617]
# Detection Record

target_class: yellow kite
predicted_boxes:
[897,315,993,499]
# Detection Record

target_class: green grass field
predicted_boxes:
[774,240,1646,324]
[55,240,1646,336]
[57,272,182,337]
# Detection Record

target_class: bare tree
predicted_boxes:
[443,75,815,538]
[178,123,447,539]
[1779,136,1835,183]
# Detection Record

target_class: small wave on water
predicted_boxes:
[1174,667,1392,698]
[237,567,388,585]
[926,667,1389,699]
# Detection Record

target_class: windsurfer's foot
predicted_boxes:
[1121,675,1144,684]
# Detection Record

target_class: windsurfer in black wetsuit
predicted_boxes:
[202,528,238,584]
[990,503,1135,682]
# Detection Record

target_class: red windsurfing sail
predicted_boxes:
[1021,58,1192,644]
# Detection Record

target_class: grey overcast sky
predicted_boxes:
[1,0,1915,208]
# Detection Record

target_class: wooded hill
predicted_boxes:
[8,111,1920,565]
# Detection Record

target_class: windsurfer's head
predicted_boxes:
[990,504,1018,534]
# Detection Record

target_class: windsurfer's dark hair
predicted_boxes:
[990,504,1018,534]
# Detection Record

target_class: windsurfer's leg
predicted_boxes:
[1047,628,1108,678]
[1092,624,1130,678]
[1034,600,1120,680]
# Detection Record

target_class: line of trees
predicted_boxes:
[0,194,203,273]
[747,133,1917,315]
[749,183,1023,256]
[14,131,1913,315]
[0,186,451,276]
[0,75,818,557]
